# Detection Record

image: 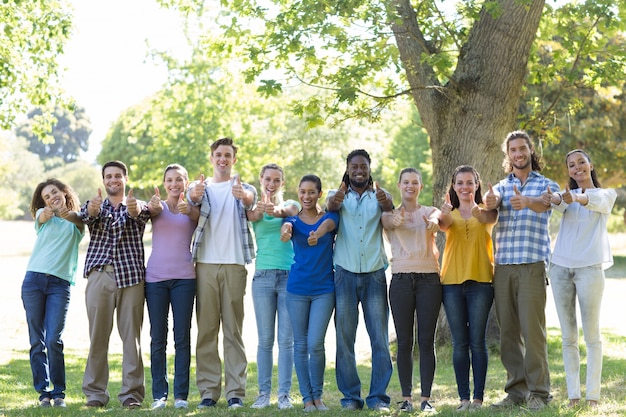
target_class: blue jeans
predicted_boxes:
[389,273,442,399]
[442,281,494,401]
[334,266,392,409]
[21,271,71,401]
[251,269,293,396]
[286,291,334,404]
[145,279,196,400]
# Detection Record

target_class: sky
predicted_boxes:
[59,0,189,163]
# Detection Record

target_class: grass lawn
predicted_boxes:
[2,329,626,417]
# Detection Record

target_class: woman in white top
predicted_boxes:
[546,149,616,409]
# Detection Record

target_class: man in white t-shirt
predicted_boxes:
[188,137,257,410]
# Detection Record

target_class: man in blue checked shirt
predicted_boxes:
[484,131,559,412]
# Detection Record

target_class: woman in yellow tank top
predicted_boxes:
[438,165,497,412]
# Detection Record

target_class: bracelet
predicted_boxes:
[555,193,563,204]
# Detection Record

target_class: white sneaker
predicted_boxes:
[278,394,294,410]
[151,397,167,409]
[174,399,188,409]
[251,393,270,409]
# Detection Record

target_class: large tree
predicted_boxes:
[0,0,73,134]
[16,106,93,165]
[164,0,625,205]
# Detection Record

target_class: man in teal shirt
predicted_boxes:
[327,149,394,412]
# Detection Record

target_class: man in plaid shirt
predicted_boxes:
[485,131,559,412]
[79,160,159,409]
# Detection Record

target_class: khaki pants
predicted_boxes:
[493,262,551,402]
[195,263,248,401]
[82,268,145,405]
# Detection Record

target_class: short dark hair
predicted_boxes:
[299,174,322,192]
[102,160,128,178]
[210,137,238,156]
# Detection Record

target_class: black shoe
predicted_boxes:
[198,398,217,408]
[228,398,243,409]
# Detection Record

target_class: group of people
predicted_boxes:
[21,131,616,413]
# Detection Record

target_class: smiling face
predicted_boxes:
[298,180,322,210]
[453,171,479,203]
[41,184,66,211]
[210,144,236,179]
[347,155,371,190]
[164,167,188,200]
[566,151,593,187]
[260,168,283,198]
[507,137,533,172]
[397,171,422,201]
[103,166,127,197]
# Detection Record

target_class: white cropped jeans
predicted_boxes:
[549,263,604,401]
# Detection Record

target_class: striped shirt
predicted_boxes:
[189,178,256,264]
[80,198,150,288]
[493,171,559,265]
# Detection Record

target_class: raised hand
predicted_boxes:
[189,174,205,203]
[470,192,482,217]
[332,181,348,205]
[126,188,139,217]
[149,186,162,211]
[423,214,440,233]
[510,184,527,210]
[307,230,319,246]
[231,174,244,200]
[263,190,275,216]
[177,192,190,215]
[541,186,555,206]
[441,193,453,215]
[87,188,103,217]
[562,185,574,204]
[484,183,498,210]
[392,206,406,227]
[280,223,293,242]
[374,181,386,203]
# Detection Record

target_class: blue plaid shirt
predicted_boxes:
[80,198,150,288]
[493,171,559,265]
[189,179,257,264]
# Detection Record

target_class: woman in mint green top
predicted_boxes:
[21,178,84,408]
[246,164,300,409]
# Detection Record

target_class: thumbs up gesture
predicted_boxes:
[541,186,555,206]
[392,206,406,227]
[510,184,527,210]
[126,188,140,217]
[423,213,440,233]
[177,192,190,215]
[149,186,162,213]
[263,190,276,216]
[484,183,499,210]
[441,193,453,215]
[562,185,575,204]
[280,223,293,242]
[307,230,319,246]
[470,192,483,218]
[189,174,206,203]
[332,181,348,205]
[231,174,244,200]
[88,188,103,217]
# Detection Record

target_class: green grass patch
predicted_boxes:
[605,255,626,278]
[2,330,626,416]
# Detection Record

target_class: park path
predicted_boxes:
[2,220,626,366]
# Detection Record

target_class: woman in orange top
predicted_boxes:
[439,165,497,412]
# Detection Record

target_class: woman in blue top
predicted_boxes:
[280,174,339,412]
[247,164,300,410]
[21,178,84,408]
